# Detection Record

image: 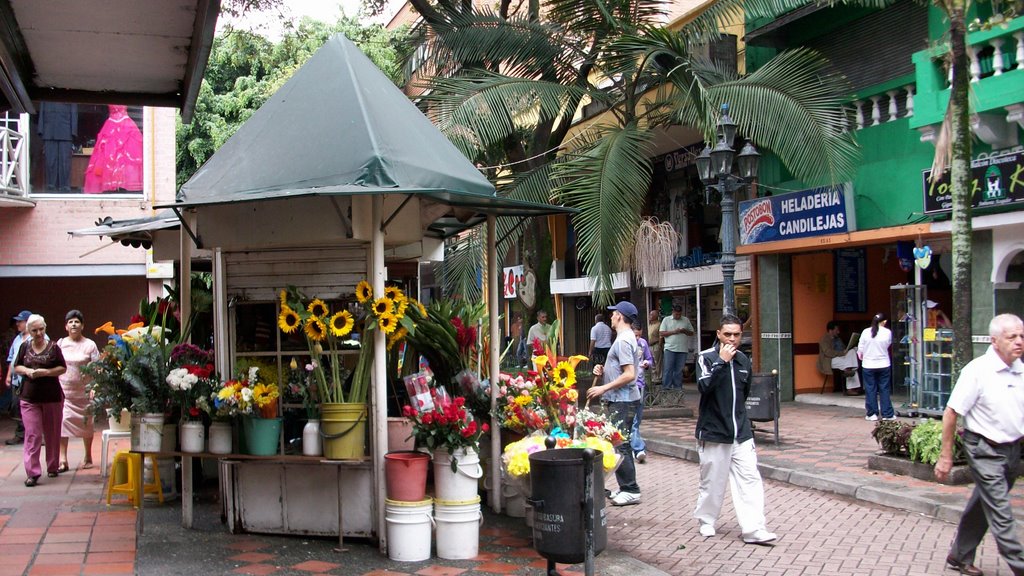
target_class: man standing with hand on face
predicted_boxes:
[693,314,776,544]
[587,300,642,506]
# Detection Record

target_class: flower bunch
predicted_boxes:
[167,343,216,422]
[402,389,489,465]
[501,433,619,478]
[496,372,550,434]
[284,357,320,419]
[525,354,589,433]
[575,408,627,446]
[213,366,279,419]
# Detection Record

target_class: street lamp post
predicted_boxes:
[696,104,760,317]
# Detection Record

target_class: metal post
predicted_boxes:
[719,174,737,317]
[582,448,597,576]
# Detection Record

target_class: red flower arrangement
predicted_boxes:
[402,390,489,465]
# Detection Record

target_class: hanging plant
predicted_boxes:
[632,217,680,286]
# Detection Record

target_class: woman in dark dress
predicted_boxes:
[13,314,66,486]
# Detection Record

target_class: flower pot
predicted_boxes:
[302,419,323,456]
[107,408,131,433]
[242,416,281,456]
[180,421,205,453]
[433,447,482,501]
[384,450,431,501]
[130,413,165,452]
[320,402,366,460]
[208,421,233,454]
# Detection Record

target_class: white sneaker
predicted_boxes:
[742,529,777,544]
[635,450,647,463]
[882,416,898,421]
[699,523,716,537]
[610,491,641,506]
[865,415,878,421]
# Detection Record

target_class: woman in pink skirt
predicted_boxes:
[58,310,99,471]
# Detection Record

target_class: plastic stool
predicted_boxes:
[100,429,132,477]
[106,451,164,507]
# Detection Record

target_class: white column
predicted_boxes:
[886,90,899,121]
[487,214,502,513]
[179,211,193,343]
[992,38,1006,76]
[1015,32,1024,71]
[969,45,981,82]
[372,194,388,553]
[213,248,230,377]
[854,100,865,129]
[904,85,915,118]
[870,96,881,126]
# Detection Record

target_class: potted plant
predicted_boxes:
[166,343,216,453]
[213,367,280,455]
[868,419,969,484]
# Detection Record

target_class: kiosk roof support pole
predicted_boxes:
[372,194,388,552]
[179,211,193,343]
[487,213,502,513]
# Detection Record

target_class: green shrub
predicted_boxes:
[908,419,965,465]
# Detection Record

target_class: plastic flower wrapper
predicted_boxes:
[500,430,621,493]
[456,369,491,424]
[575,408,628,446]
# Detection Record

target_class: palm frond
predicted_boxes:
[552,123,654,304]
[493,161,565,257]
[703,47,860,183]
[422,72,596,155]
[441,230,484,301]
[546,0,666,37]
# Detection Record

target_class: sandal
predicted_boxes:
[47,471,58,478]
[80,461,93,470]
[57,462,69,473]
[24,476,39,487]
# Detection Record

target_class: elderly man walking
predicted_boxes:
[935,313,1024,576]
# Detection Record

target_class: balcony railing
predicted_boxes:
[911,14,1024,133]
[845,82,916,130]
[0,113,30,198]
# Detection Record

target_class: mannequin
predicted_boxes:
[83,105,143,193]
[37,102,78,191]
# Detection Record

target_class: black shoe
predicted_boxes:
[946,555,984,576]
[5,437,23,445]
[24,476,38,487]
[47,471,58,478]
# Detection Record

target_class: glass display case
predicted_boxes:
[890,284,925,416]
[920,328,954,416]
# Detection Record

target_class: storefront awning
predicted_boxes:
[736,223,937,255]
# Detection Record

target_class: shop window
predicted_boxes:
[30,103,145,195]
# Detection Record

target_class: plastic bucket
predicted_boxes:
[108,409,131,433]
[385,451,431,501]
[242,417,281,456]
[321,403,367,459]
[433,448,482,501]
[387,417,415,451]
[385,498,434,562]
[208,421,233,454]
[434,496,483,560]
[131,413,165,452]
[180,421,205,453]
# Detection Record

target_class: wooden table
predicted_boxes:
[130,451,370,548]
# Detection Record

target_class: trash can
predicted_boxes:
[528,446,606,566]
[745,372,780,444]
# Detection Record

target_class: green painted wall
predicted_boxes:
[756,254,794,400]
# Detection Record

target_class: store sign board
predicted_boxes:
[738,184,854,245]
[834,248,867,314]
[922,150,1024,214]
[503,265,524,299]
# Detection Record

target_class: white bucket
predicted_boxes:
[208,421,232,454]
[433,448,482,501]
[132,413,165,453]
[180,422,205,453]
[385,498,434,562]
[434,496,483,560]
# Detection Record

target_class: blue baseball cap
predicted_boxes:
[607,301,638,322]
[12,310,31,322]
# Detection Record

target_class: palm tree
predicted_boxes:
[406,0,859,305]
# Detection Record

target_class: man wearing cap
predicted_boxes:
[926,299,952,329]
[587,300,642,506]
[660,305,694,390]
[5,310,37,445]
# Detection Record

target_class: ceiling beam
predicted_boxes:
[180,0,221,124]
[26,87,181,109]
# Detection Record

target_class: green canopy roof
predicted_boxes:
[163,34,571,230]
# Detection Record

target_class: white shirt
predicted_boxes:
[590,322,612,348]
[660,316,693,353]
[947,346,1024,444]
[857,326,891,369]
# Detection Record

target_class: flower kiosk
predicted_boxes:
[156,34,572,553]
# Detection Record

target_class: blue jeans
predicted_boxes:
[862,367,893,418]
[630,389,646,454]
[662,350,687,389]
[607,400,641,493]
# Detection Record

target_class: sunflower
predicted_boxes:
[383,285,403,301]
[394,295,409,319]
[377,312,399,334]
[555,361,576,387]
[278,289,288,308]
[413,299,427,318]
[355,281,373,304]
[372,297,395,317]
[307,298,329,318]
[387,327,408,350]
[278,306,301,333]
[329,310,354,338]
[304,317,328,341]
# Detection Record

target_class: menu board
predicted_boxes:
[835,248,866,313]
